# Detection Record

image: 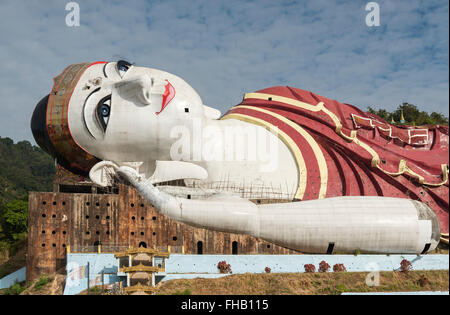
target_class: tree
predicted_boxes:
[0,200,28,241]
[0,137,55,205]
[368,107,389,121]
[368,103,448,126]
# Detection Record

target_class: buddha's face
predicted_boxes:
[31,61,216,175]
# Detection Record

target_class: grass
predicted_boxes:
[77,285,103,295]
[0,274,54,295]
[32,275,52,291]
[1,282,26,295]
[89,286,102,295]
[156,270,449,295]
[173,288,192,295]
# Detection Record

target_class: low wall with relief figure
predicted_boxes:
[164,254,450,274]
[63,253,122,295]
[62,253,449,295]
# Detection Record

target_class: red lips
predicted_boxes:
[156,80,176,115]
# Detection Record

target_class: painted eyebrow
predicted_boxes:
[82,87,101,139]
[103,62,109,78]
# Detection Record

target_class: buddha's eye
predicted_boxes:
[117,60,132,77]
[101,104,110,117]
[96,95,112,132]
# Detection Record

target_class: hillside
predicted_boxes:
[0,137,55,270]
[0,137,55,205]
[156,270,449,295]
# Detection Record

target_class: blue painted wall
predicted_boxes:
[165,254,449,274]
[0,267,26,289]
[64,253,122,295]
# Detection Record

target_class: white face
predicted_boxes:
[68,61,207,162]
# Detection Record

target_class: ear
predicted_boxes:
[203,105,221,120]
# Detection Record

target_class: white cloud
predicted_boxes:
[0,0,448,142]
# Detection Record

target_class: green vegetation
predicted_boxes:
[0,137,54,204]
[368,103,448,126]
[173,288,192,295]
[0,274,65,295]
[1,200,28,242]
[33,275,52,291]
[89,286,101,294]
[0,137,55,272]
[1,282,26,295]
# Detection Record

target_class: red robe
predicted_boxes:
[223,86,449,235]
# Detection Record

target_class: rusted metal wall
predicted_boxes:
[27,184,299,280]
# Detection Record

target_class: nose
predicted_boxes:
[115,75,153,105]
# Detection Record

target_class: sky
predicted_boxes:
[0,0,448,143]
